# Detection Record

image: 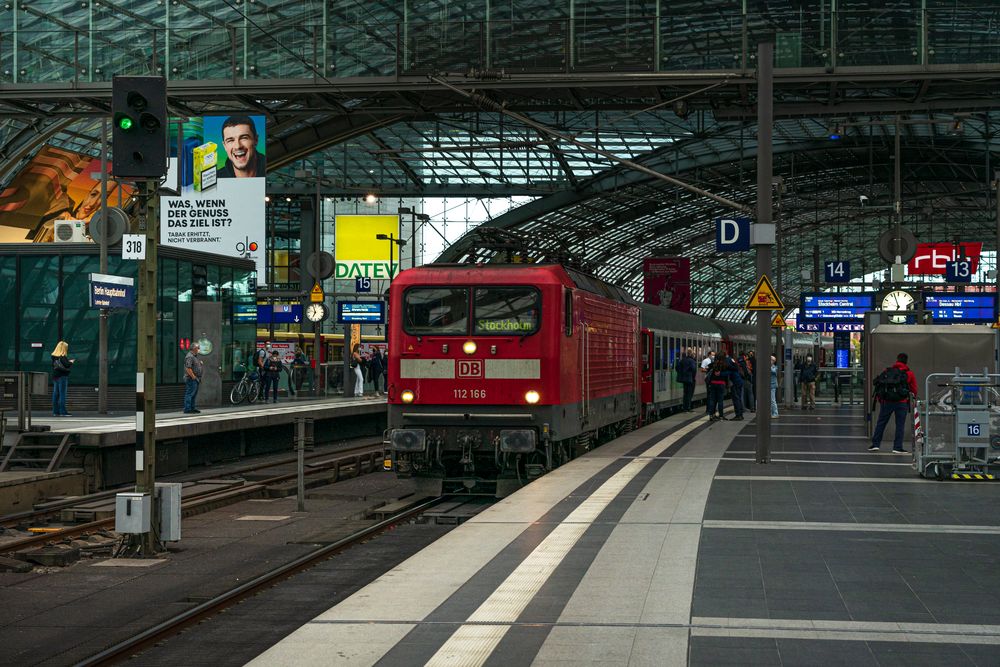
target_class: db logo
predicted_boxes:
[457,360,484,379]
[235,237,259,257]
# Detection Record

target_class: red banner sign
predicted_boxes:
[643,257,691,313]
[907,242,983,275]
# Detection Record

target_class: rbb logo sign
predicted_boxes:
[946,260,972,283]
[907,242,982,275]
[457,360,483,379]
[715,216,751,252]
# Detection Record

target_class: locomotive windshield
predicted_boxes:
[473,287,539,335]
[403,288,469,335]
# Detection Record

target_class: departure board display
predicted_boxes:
[923,294,996,323]
[800,293,874,322]
[338,300,386,324]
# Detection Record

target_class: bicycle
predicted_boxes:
[230,364,262,405]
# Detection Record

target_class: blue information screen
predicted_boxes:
[256,304,302,324]
[800,293,874,322]
[338,301,386,324]
[234,304,258,323]
[923,294,996,323]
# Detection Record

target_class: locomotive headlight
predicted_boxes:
[401,390,415,403]
[525,390,540,404]
[463,340,477,355]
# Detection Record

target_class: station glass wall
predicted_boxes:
[0,251,255,385]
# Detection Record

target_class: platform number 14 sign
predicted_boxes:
[121,234,146,260]
[824,260,851,284]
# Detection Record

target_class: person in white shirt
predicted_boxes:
[700,351,716,415]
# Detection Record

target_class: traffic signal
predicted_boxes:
[112,76,167,179]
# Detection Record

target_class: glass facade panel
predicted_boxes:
[160,258,179,384]
[18,256,60,374]
[61,255,101,385]
[0,257,15,369]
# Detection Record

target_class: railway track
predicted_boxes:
[0,441,385,556]
[73,496,445,667]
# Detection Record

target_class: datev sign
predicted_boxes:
[907,242,983,275]
[335,214,401,279]
[715,216,751,252]
[88,273,135,310]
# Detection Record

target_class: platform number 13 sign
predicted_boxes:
[122,234,146,260]
[946,260,972,283]
[824,260,851,284]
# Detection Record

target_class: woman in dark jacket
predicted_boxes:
[51,340,74,417]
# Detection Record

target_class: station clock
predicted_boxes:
[881,290,915,324]
[305,302,329,323]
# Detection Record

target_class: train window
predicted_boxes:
[403,288,470,335]
[473,287,540,336]
[564,289,573,336]
[654,336,661,371]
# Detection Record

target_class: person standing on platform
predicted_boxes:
[50,341,74,417]
[183,342,203,414]
[799,354,819,410]
[351,344,365,397]
[706,357,728,422]
[770,354,779,419]
[739,352,755,413]
[726,353,745,421]
[676,347,697,412]
[262,350,283,403]
[369,348,386,397]
[869,353,918,453]
[701,350,716,414]
[292,347,307,393]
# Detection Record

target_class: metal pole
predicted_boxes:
[135,179,159,555]
[411,213,417,269]
[98,118,109,414]
[755,40,774,465]
[783,328,794,408]
[296,417,306,512]
[314,173,323,397]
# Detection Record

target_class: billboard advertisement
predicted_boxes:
[0,145,135,243]
[642,257,691,313]
[907,242,982,275]
[160,115,266,280]
[334,215,400,279]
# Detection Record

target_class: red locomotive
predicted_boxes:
[385,263,758,496]
[386,263,640,496]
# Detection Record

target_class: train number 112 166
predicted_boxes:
[453,389,486,399]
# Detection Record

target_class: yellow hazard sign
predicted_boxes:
[310,282,324,303]
[771,312,787,328]
[744,275,784,311]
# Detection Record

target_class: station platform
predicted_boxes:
[252,406,1000,666]
[8,395,387,490]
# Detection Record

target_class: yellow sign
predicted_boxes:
[310,282,324,303]
[744,274,784,311]
[334,214,401,280]
[771,312,787,328]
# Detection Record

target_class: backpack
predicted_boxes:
[874,366,910,402]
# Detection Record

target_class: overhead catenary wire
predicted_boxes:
[428,75,754,216]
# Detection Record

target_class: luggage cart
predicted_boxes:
[914,368,1000,480]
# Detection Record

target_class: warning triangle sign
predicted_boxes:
[310,282,324,303]
[744,274,784,311]
[771,312,787,328]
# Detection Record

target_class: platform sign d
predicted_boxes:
[945,260,972,283]
[715,216,751,252]
[824,260,850,283]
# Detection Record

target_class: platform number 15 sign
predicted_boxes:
[121,234,146,260]
[824,260,851,284]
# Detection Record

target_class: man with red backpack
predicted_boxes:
[869,353,918,453]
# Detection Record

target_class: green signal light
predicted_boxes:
[118,117,134,131]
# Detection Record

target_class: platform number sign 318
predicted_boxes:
[824,260,851,284]
[121,234,145,260]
